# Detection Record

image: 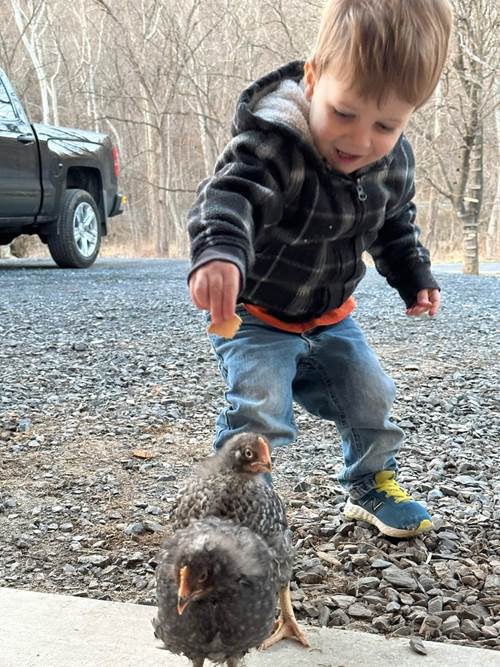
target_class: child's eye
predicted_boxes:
[377,123,395,132]
[333,107,353,119]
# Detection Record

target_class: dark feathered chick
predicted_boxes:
[154,517,278,667]
[172,433,309,650]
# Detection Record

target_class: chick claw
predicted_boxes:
[260,582,309,650]
[259,612,310,650]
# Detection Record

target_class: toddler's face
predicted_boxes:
[304,61,414,174]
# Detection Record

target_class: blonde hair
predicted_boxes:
[311,0,453,108]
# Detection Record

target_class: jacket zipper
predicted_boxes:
[356,179,367,201]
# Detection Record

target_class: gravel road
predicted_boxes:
[1,258,499,652]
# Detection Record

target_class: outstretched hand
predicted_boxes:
[406,288,440,317]
[189,260,241,325]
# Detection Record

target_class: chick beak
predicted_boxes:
[249,436,272,473]
[177,566,192,615]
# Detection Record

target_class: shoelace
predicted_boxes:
[376,477,413,503]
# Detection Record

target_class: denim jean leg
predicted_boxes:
[208,310,308,452]
[292,316,403,498]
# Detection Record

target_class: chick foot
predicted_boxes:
[259,583,309,650]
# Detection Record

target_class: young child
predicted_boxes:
[187,0,453,538]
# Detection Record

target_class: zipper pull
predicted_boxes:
[356,179,367,201]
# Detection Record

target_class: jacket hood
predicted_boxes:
[232,61,313,146]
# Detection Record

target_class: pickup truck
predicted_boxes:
[0,69,125,268]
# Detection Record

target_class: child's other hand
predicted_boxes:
[406,288,440,317]
[189,261,241,325]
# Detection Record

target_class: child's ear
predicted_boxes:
[304,60,317,101]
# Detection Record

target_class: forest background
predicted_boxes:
[0,0,498,273]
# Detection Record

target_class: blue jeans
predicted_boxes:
[208,307,403,498]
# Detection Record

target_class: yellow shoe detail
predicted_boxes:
[375,471,413,504]
[417,519,433,534]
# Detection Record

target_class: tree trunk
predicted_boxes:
[462,108,483,274]
[486,93,500,259]
[425,83,443,256]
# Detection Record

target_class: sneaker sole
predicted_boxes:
[344,499,434,538]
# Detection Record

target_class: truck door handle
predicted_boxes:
[17,133,35,144]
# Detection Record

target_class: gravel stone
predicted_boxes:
[382,566,418,590]
[371,558,392,569]
[481,626,499,639]
[124,522,147,536]
[420,615,443,640]
[410,637,427,655]
[77,555,111,567]
[318,605,330,627]
[461,619,481,640]
[442,615,461,635]
[355,576,380,593]
[331,595,357,609]
[428,597,444,614]
[348,602,374,619]
[329,609,350,626]
[484,575,500,593]
[372,614,392,632]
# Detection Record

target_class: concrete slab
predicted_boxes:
[1,587,497,667]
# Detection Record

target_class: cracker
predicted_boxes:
[207,314,242,339]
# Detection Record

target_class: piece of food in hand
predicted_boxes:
[154,517,278,667]
[207,313,242,339]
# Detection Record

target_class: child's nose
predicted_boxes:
[350,123,371,151]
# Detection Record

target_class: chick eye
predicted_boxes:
[243,447,254,460]
[198,571,208,583]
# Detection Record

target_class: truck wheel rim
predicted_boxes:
[73,202,98,257]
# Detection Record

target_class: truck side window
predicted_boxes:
[0,80,17,121]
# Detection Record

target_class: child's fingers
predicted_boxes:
[428,289,441,316]
[416,290,432,307]
[222,285,238,321]
[208,273,225,325]
[189,271,209,310]
[221,266,240,321]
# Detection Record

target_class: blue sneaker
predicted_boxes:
[344,471,433,538]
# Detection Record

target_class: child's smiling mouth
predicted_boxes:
[335,148,360,161]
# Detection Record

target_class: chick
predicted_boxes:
[154,517,278,666]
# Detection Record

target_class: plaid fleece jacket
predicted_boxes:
[188,61,439,323]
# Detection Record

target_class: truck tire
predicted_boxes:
[48,189,102,268]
